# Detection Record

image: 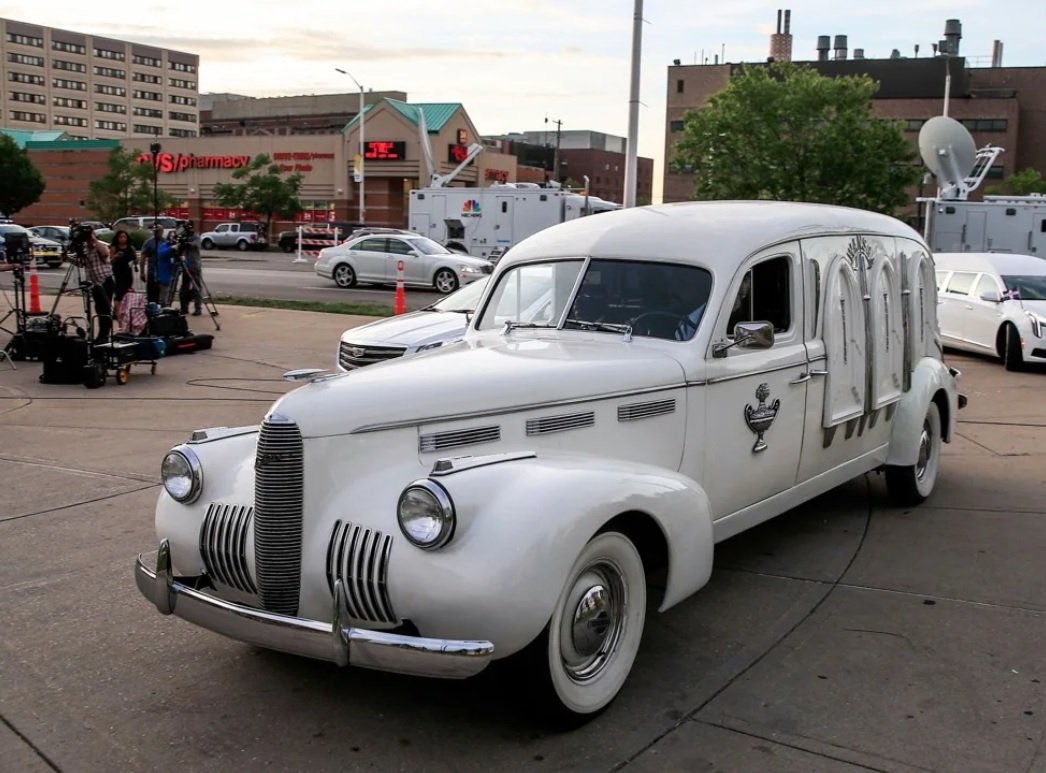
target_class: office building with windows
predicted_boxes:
[1,17,199,140]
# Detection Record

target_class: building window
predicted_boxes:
[670,120,684,132]
[95,119,127,131]
[132,53,161,67]
[169,94,196,106]
[53,78,87,91]
[93,47,125,61]
[985,165,1005,180]
[9,71,45,86]
[96,101,127,114]
[169,128,197,138]
[132,71,162,84]
[168,110,196,123]
[132,123,162,135]
[53,40,86,55]
[903,119,927,132]
[53,59,87,73]
[169,61,197,73]
[169,77,196,90]
[94,65,126,79]
[960,118,1008,132]
[54,115,88,127]
[7,52,45,67]
[132,106,163,118]
[676,79,684,93]
[9,91,46,104]
[10,110,46,123]
[6,32,43,47]
[132,89,162,101]
[53,96,87,109]
[95,83,127,96]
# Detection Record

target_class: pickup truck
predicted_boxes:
[200,222,268,251]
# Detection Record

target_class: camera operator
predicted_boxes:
[175,221,203,316]
[140,225,165,304]
[77,229,115,343]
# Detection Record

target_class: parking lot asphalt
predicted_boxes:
[0,301,1043,773]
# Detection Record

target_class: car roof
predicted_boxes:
[934,252,1046,275]
[502,201,923,270]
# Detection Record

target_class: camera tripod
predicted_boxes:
[1,262,60,361]
[166,259,221,331]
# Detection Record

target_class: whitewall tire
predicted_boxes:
[886,401,942,505]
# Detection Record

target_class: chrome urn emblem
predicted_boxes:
[347,346,366,359]
[744,383,781,453]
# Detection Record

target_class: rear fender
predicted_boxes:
[886,357,958,466]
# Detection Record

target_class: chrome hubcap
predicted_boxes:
[915,421,932,481]
[436,273,454,292]
[560,562,625,682]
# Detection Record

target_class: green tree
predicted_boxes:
[0,134,46,217]
[86,146,174,223]
[985,168,1046,196]
[671,62,920,214]
[211,154,303,240]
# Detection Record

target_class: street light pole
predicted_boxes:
[623,0,644,208]
[149,141,161,225]
[336,68,365,224]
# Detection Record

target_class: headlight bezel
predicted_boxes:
[161,445,204,504]
[397,479,455,550]
[1025,311,1046,338]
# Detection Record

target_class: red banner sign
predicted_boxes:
[484,168,509,182]
[138,152,251,174]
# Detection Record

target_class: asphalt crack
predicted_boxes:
[0,712,61,772]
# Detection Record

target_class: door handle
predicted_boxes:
[789,373,811,384]
[809,369,828,377]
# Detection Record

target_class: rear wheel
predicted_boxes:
[236,240,249,252]
[885,401,941,505]
[522,531,646,727]
[1003,323,1024,372]
[433,268,459,295]
[333,263,356,288]
[201,238,214,250]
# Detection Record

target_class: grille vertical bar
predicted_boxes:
[199,503,256,595]
[253,415,304,615]
[326,520,396,625]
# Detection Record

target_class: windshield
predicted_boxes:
[407,237,451,255]
[429,276,490,312]
[1002,274,1046,302]
[477,259,713,341]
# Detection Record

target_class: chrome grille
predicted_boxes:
[526,411,595,436]
[326,520,396,625]
[199,503,256,594]
[419,425,500,452]
[618,398,676,422]
[253,414,304,616]
[339,341,407,370]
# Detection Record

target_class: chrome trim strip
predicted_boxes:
[618,398,676,422]
[430,451,537,477]
[349,383,690,435]
[419,425,501,453]
[188,426,258,444]
[706,360,808,385]
[525,411,595,436]
[135,544,492,678]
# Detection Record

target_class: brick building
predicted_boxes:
[200,91,407,137]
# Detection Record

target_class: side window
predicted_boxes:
[357,238,387,252]
[935,270,949,291]
[386,239,413,255]
[215,224,229,233]
[973,274,1001,301]
[945,271,977,296]
[726,256,791,336]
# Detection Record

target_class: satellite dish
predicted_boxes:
[919,116,977,197]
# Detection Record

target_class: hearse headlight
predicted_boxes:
[161,446,203,504]
[397,479,455,549]
[1025,311,1046,338]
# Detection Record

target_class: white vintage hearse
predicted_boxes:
[136,201,963,723]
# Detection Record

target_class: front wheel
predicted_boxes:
[333,263,356,288]
[523,531,646,727]
[201,238,214,250]
[885,401,942,505]
[433,268,459,295]
[1003,323,1024,372]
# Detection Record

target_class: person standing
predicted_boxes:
[79,232,114,343]
[110,230,137,320]
[139,225,165,304]
[177,224,203,316]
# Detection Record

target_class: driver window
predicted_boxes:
[973,274,1001,301]
[726,256,791,336]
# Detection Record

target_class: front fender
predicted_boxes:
[886,357,958,467]
[387,453,714,658]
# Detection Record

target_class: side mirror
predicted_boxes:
[979,290,1002,303]
[712,321,775,358]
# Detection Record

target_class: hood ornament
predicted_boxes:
[744,383,781,453]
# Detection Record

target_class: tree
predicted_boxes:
[672,63,921,214]
[0,134,46,217]
[985,168,1046,196]
[86,146,175,223]
[211,154,303,240]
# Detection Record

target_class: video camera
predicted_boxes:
[2,231,31,265]
[66,219,96,266]
[170,219,195,247]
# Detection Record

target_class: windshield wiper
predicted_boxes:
[564,319,634,340]
[502,320,556,335]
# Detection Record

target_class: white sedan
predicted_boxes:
[315,233,492,294]
[935,252,1046,371]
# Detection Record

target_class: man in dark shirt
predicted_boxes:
[139,225,164,304]
[177,226,203,316]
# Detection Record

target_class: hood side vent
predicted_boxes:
[618,398,676,422]
[420,425,500,452]
[526,411,595,436]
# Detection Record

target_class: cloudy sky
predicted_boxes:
[4,1,1041,196]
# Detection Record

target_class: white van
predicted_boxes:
[935,252,1046,370]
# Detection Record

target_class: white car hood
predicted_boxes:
[273,336,686,438]
[340,311,468,349]
[1021,300,1046,316]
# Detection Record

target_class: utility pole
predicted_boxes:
[545,116,563,183]
[624,0,644,207]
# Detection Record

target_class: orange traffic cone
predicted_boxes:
[28,257,42,314]
[394,259,406,315]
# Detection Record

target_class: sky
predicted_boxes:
[4,1,1042,197]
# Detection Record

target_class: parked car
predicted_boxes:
[200,222,268,251]
[28,225,70,251]
[935,251,1046,371]
[315,233,493,294]
[28,234,63,268]
[111,216,179,237]
[136,201,962,725]
[0,223,32,264]
[278,221,362,252]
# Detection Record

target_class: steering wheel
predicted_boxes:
[629,310,694,339]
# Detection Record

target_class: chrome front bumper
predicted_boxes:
[135,540,494,679]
